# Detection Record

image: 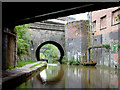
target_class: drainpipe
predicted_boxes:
[87,48,90,63]
[87,11,92,63]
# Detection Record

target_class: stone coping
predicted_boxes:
[2,61,47,89]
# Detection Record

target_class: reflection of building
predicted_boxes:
[90,6,120,68]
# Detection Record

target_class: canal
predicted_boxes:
[16,64,119,88]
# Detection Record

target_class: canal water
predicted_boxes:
[16,64,119,88]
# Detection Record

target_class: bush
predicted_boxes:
[40,53,45,59]
[103,44,110,49]
[15,24,32,60]
[62,56,68,64]
[68,56,81,65]
[118,45,120,51]
[69,56,74,65]
[42,44,58,58]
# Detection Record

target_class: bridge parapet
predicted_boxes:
[29,22,65,31]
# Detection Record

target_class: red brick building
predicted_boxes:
[91,6,120,36]
[91,6,120,68]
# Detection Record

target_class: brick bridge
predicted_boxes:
[23,22,65,63]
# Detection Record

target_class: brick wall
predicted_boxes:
[66,21,89,39]
[92,6,119,36]
[91,6,120,68]
[65,20,89,61]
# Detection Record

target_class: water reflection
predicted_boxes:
[37,64,64,84]
[17,64,119,88]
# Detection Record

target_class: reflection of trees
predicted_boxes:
[36,65,64,84]
[46,66,58,81]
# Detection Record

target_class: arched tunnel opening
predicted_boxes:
[36,41,64,64]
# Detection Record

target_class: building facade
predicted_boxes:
[91,6,120,68]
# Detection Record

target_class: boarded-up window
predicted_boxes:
[100,15,106,30]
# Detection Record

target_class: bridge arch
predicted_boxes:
[36,41,64,64]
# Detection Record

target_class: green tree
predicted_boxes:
[14,24,31,60]
[41,44,59,63]
[43,44,58,58]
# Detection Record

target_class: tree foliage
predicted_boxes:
[40,53,46,59]
[14,24,31,60]
[40,44,59,63]
[43,44,58,59]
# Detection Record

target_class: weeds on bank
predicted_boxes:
[69,56,80,65]
[61,56,68,64]
[62,56,96,66]
[62,56,81,65]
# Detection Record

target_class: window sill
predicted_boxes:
[111,22,120,26]
[100,27,107,30]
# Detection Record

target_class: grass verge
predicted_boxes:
[8,60,37,70]
[29,62,43,69]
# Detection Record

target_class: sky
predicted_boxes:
[68,12,88,20]
[47,12,89,24]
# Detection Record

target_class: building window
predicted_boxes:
[100,15,107,30]
[91,20,96,32]
[112,9,120,25]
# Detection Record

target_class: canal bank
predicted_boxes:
[2,61,47,90]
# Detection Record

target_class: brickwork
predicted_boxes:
[66,21,89,39]
[91,6,120,68]
[65,20,89,61]
[92,6,119,36]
